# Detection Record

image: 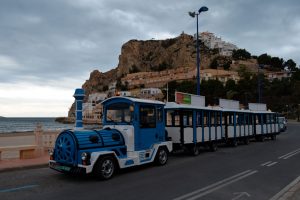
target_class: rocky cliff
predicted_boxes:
[116,33,214,77]
[79,33,216,99]
[68,33,218,117]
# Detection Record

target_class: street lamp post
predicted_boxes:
[257,64,264,103]
[189,6,208,96]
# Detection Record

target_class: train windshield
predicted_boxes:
[105,103,133,124]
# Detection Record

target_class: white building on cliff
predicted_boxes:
[197,32,238,56]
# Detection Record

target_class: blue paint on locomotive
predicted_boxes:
[53,129,126,166]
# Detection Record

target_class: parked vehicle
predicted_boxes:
[278,117,287,132]
[49,89,280,179]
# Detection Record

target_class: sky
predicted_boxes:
[0,0,300,117]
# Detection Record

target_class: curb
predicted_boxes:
[270,176,300,200]
[0,163,48,173]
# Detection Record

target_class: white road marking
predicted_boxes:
[173,170,257,200]
[278,148,300,159]
[266,162,278,167]
[261,161,273,166]
[232,192,250,200]
[0,185,38,193]
[283,151,300,159]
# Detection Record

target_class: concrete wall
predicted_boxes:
[0,126,59,160]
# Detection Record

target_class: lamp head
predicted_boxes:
[188,11,196,18]
[199,6,208,13]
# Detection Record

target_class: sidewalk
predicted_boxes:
[270,176,300,200]
[0,154,49,172]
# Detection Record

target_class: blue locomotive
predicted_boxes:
[49,89,172,180]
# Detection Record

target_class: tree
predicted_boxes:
[270,57,284,71]
[210,58,218,69]
[232,49,251,60]
[258,53,271,65]
[237,65,252,80]
[201,79,225,105]
[284,59,297,71]
[223,61,231,70]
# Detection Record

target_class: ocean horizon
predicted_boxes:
[0,117,74,134]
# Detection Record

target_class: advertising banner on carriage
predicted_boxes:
[175,92,205,107]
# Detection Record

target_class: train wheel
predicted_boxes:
[271,135,277,141]
[155,147,168,165]
[244,137,250,145]
[232,139,238,147]
[209,142,218,152]
[94,156,115,180]
[190,145,200,156]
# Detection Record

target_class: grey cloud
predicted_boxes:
[0,0,299,85]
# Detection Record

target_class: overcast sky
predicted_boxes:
[0,0,300,117]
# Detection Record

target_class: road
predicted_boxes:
[1,123,300,200]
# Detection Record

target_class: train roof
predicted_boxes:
[165,102,276,114]
[164,102,222,111]
[248,110,275,114]
[101,96,165,105]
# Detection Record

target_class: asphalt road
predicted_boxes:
[1,123,300,200]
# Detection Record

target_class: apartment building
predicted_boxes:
[199,32,238,56]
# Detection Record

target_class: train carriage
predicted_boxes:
[221,108,254,146]
[251,110,280,141]
[165,102,223,155]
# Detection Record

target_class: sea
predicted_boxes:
[0,117,75,134]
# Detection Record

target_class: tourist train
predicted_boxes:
[49,89,280,180]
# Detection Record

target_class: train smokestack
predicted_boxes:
[73,88,85,130]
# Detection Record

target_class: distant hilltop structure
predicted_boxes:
[197,31,238,56]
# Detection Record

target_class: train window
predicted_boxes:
[140,105,156,128]
[257,115,261,124]
[228,113,234,125]
[263,114,267,124]
[166,111,173,126]
[215,112,221,126]
[211,112,215,126]
[174,113,180,126]
[238,114,244,125]
[196,111,202,126]
[157,107,163,122]
[203,111,208,127]
[106,103,132,123]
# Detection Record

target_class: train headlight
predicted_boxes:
[81,152,90,165]
[81,152,88,161]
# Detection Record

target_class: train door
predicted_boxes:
[138,104,159,150]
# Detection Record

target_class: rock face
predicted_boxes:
[82,68,117,98]
[116,33,214,77]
